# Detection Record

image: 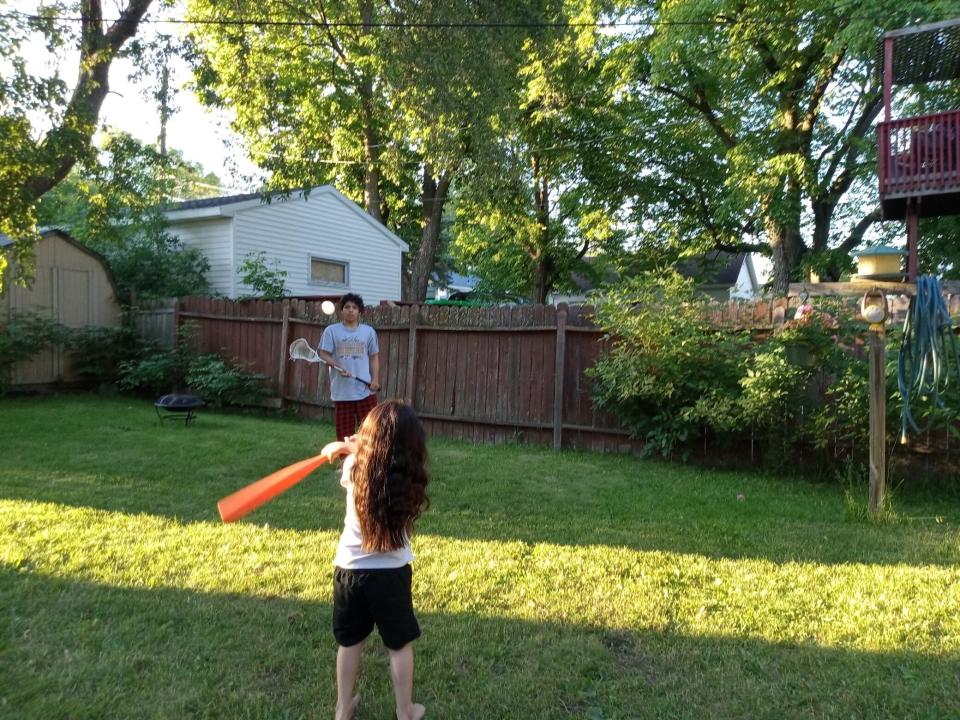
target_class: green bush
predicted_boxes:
[0,314,68,391]
[239,251,287,299]
[117,325,267,407]
[185,354,267,407]
[117,346,189,397]
[737,348,815,469]
[587,271,750,458]
[66,324,144,382]
[117,323,195,396]
[588,272,876,476]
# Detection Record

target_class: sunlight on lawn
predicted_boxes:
[4,499,959,657]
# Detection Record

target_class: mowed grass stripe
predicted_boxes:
[4,499,959,655]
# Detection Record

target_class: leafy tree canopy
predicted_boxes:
[607,0,960,294]
[36,131,216,302]
[185,0,562,300]
[0,0,157,293]
[451,1,629,302]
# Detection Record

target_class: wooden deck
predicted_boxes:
[878,108,960,219]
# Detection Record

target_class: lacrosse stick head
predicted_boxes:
[289,338,321,362]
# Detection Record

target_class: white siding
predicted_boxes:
[731,261,756,300]
[166,218,234,296]
[232,189,403,301]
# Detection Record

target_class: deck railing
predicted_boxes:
[878,109,960,197]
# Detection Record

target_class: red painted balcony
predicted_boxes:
[878,109,960,219]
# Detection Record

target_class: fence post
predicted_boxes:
[553,305,567,451]
[406,305,418,405]
[277,302,291,408]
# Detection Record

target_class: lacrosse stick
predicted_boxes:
[288,338,372,388]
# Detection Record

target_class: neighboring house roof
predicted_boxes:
[570,266,619,292]
[438,272,480,290]
[677,251,755,289]
[162,184,409,252]
[162,191,265,212]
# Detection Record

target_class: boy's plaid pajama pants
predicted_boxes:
[334,395,378,440]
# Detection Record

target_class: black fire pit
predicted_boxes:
[155,394,205,425]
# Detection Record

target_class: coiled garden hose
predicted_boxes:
[897,275,960,443]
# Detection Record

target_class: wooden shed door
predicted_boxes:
[12,268,57,385]
[57,269,94,379]
[12,268,93,384]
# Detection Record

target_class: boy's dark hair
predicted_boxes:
[351,401,430,553]
[339,293,365,313]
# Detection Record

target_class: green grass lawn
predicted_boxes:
[1,395,959,719]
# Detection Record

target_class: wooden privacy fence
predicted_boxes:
[134,291,960,452]
[139,297,634,452]
[133,298,178,349]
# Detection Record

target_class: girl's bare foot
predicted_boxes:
[397,702,425,720]
[335,694,359,720]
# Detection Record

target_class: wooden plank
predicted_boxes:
[553,308,567,450]
[868,329,887,514]
[276,303,291,404]
[406,306,418,405]
[503,324,517,424]
[491,326,506,423]
[464,331,479,421]
[180,314,283,325]
[788,280,960,297]
[424,329,440,413]
[442,324,457,416]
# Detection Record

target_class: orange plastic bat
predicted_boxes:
[217,453,330,523]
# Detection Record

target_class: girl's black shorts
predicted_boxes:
[332,564,421,650]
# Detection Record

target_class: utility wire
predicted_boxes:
[1,8,913,30]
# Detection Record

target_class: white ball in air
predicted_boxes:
[321,300,336,315]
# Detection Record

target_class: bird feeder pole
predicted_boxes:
[861,289,889,514]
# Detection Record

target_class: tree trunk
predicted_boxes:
[358,0,383,223]
[811,199,832,255]
[25,0,155,202]
[532,256,552,304]
[768,222,804,296]
[159,63,170,157]
[360,101,383,223]
[532,157,551,304]
[406,166,452,302]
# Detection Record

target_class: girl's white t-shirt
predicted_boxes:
[333,454,414,570]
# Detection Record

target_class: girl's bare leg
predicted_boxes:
[335,641,364,720]
[388,643,425,720]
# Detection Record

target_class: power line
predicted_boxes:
[1,8,907,30]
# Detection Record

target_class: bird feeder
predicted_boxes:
[860,288,888,331]
[854,246,904,281]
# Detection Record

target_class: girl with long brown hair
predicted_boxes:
[320,400,430,720]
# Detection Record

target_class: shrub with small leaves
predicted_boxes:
[185,354,267,407]
[588,271,751,458]
[0,314,68,391]
[66,324,144,382]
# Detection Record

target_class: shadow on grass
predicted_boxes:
[2,395,959,568]
[2,567,958,720]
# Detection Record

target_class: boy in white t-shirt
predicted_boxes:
[318,294,381,440]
